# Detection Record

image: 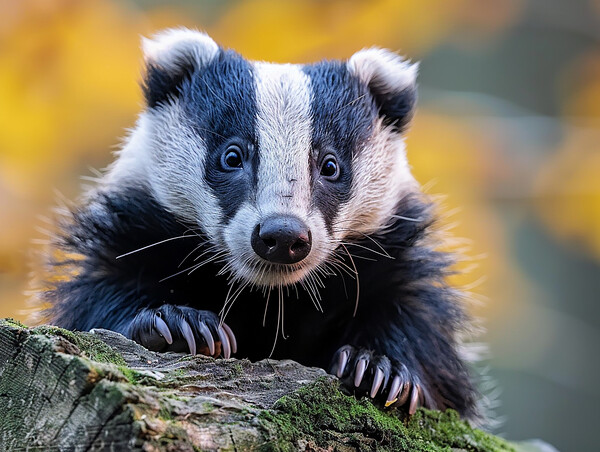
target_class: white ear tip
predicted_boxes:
[348,47,418,91]
[142,28,219,68]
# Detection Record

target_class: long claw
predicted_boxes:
[408,383,420,415]
[354,358,368,387]
[222,323,237,354]
[154,315,173,344]
[336,350,349,378]
[179,318,197,355]
[197,321,215,356]
[397,381,410,406]
[385,376,402,407]
[217,326,231,359]
[370,367,385,398]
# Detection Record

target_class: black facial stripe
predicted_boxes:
[303,62,376,230]
[179,50,258,222]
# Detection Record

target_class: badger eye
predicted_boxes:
[320,155,339,179]
[222,145,243,169]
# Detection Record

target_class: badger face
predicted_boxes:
[106,29,419,288]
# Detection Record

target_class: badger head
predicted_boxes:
[106,28,419,289]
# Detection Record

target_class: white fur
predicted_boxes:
[145,101,223,241]
[142,28,219,72]
[333,121,419,240]
[101,113,154,190]
[347,47,418,94]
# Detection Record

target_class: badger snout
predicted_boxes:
[251,215,312,264]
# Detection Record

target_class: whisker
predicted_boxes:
[389,214,422,222]
[280,286,288,340]
[178,243,206,268]
[268,286,283,358]
[335,93,366,113]
[335,227,393,259]
[159,250,227,282]
[116,234,199,259]
[300,275,322,313]
[263,287,272,327]
[159,262,202,282]
[220,279,249,323]
[340,243,360,317]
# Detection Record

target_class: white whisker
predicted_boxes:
[340,243,360,317]
[116,234,199,259]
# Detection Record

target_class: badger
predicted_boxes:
[41,28,482,420]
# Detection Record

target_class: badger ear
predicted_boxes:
[141,28,219,108]
[348,48,418,133]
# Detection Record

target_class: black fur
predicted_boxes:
[44,186,479,419]
[185,50,258,223]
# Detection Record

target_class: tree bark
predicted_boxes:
[0,319,546,451]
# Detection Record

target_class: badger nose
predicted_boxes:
[251,216,312,264]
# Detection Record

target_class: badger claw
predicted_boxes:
[396,379,411,406]
[179,318,197,355]
[335,348,350,378]
[197,321,215,356]
[221,322,237,354]
[370,367,385,398]
[154,314,173,344]
[409,383,421,415]
[329,344,425,416]
[217,325,231,359]
[385,376,402,407]
[130,305,236,359]
[354,358,368,387]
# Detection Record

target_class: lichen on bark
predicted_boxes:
[0,318,528,451]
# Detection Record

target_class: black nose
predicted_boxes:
[251,216,312,264]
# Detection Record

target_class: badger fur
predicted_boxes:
[42,28,481,420]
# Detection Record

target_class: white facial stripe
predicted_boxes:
[146,101,223,240]
[253,63,313,218]
[218,63,336,287]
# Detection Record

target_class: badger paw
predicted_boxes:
[129,304,237,358]
[330,345,426,415]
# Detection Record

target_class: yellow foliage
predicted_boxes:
[210,0,482,61]
[0,0,145,196]
[407,113,513,315]
[535,129,600,259]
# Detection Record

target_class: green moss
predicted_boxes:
[259,378,515,452]
[30,325,127,366]
[1,318,27,329]
[158,406,174,421]
[201,401,216,413]
[231,362,244,377]
[116,366,142,384]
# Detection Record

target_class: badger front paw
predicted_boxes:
[330,345,426,415]
[129,305,237,358]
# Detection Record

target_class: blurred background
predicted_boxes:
[0,0,598,450]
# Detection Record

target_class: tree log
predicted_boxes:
[0,319,550,451]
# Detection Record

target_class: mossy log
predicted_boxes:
[0,318,542,451]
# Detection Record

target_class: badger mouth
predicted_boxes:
[225,254,316,288]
